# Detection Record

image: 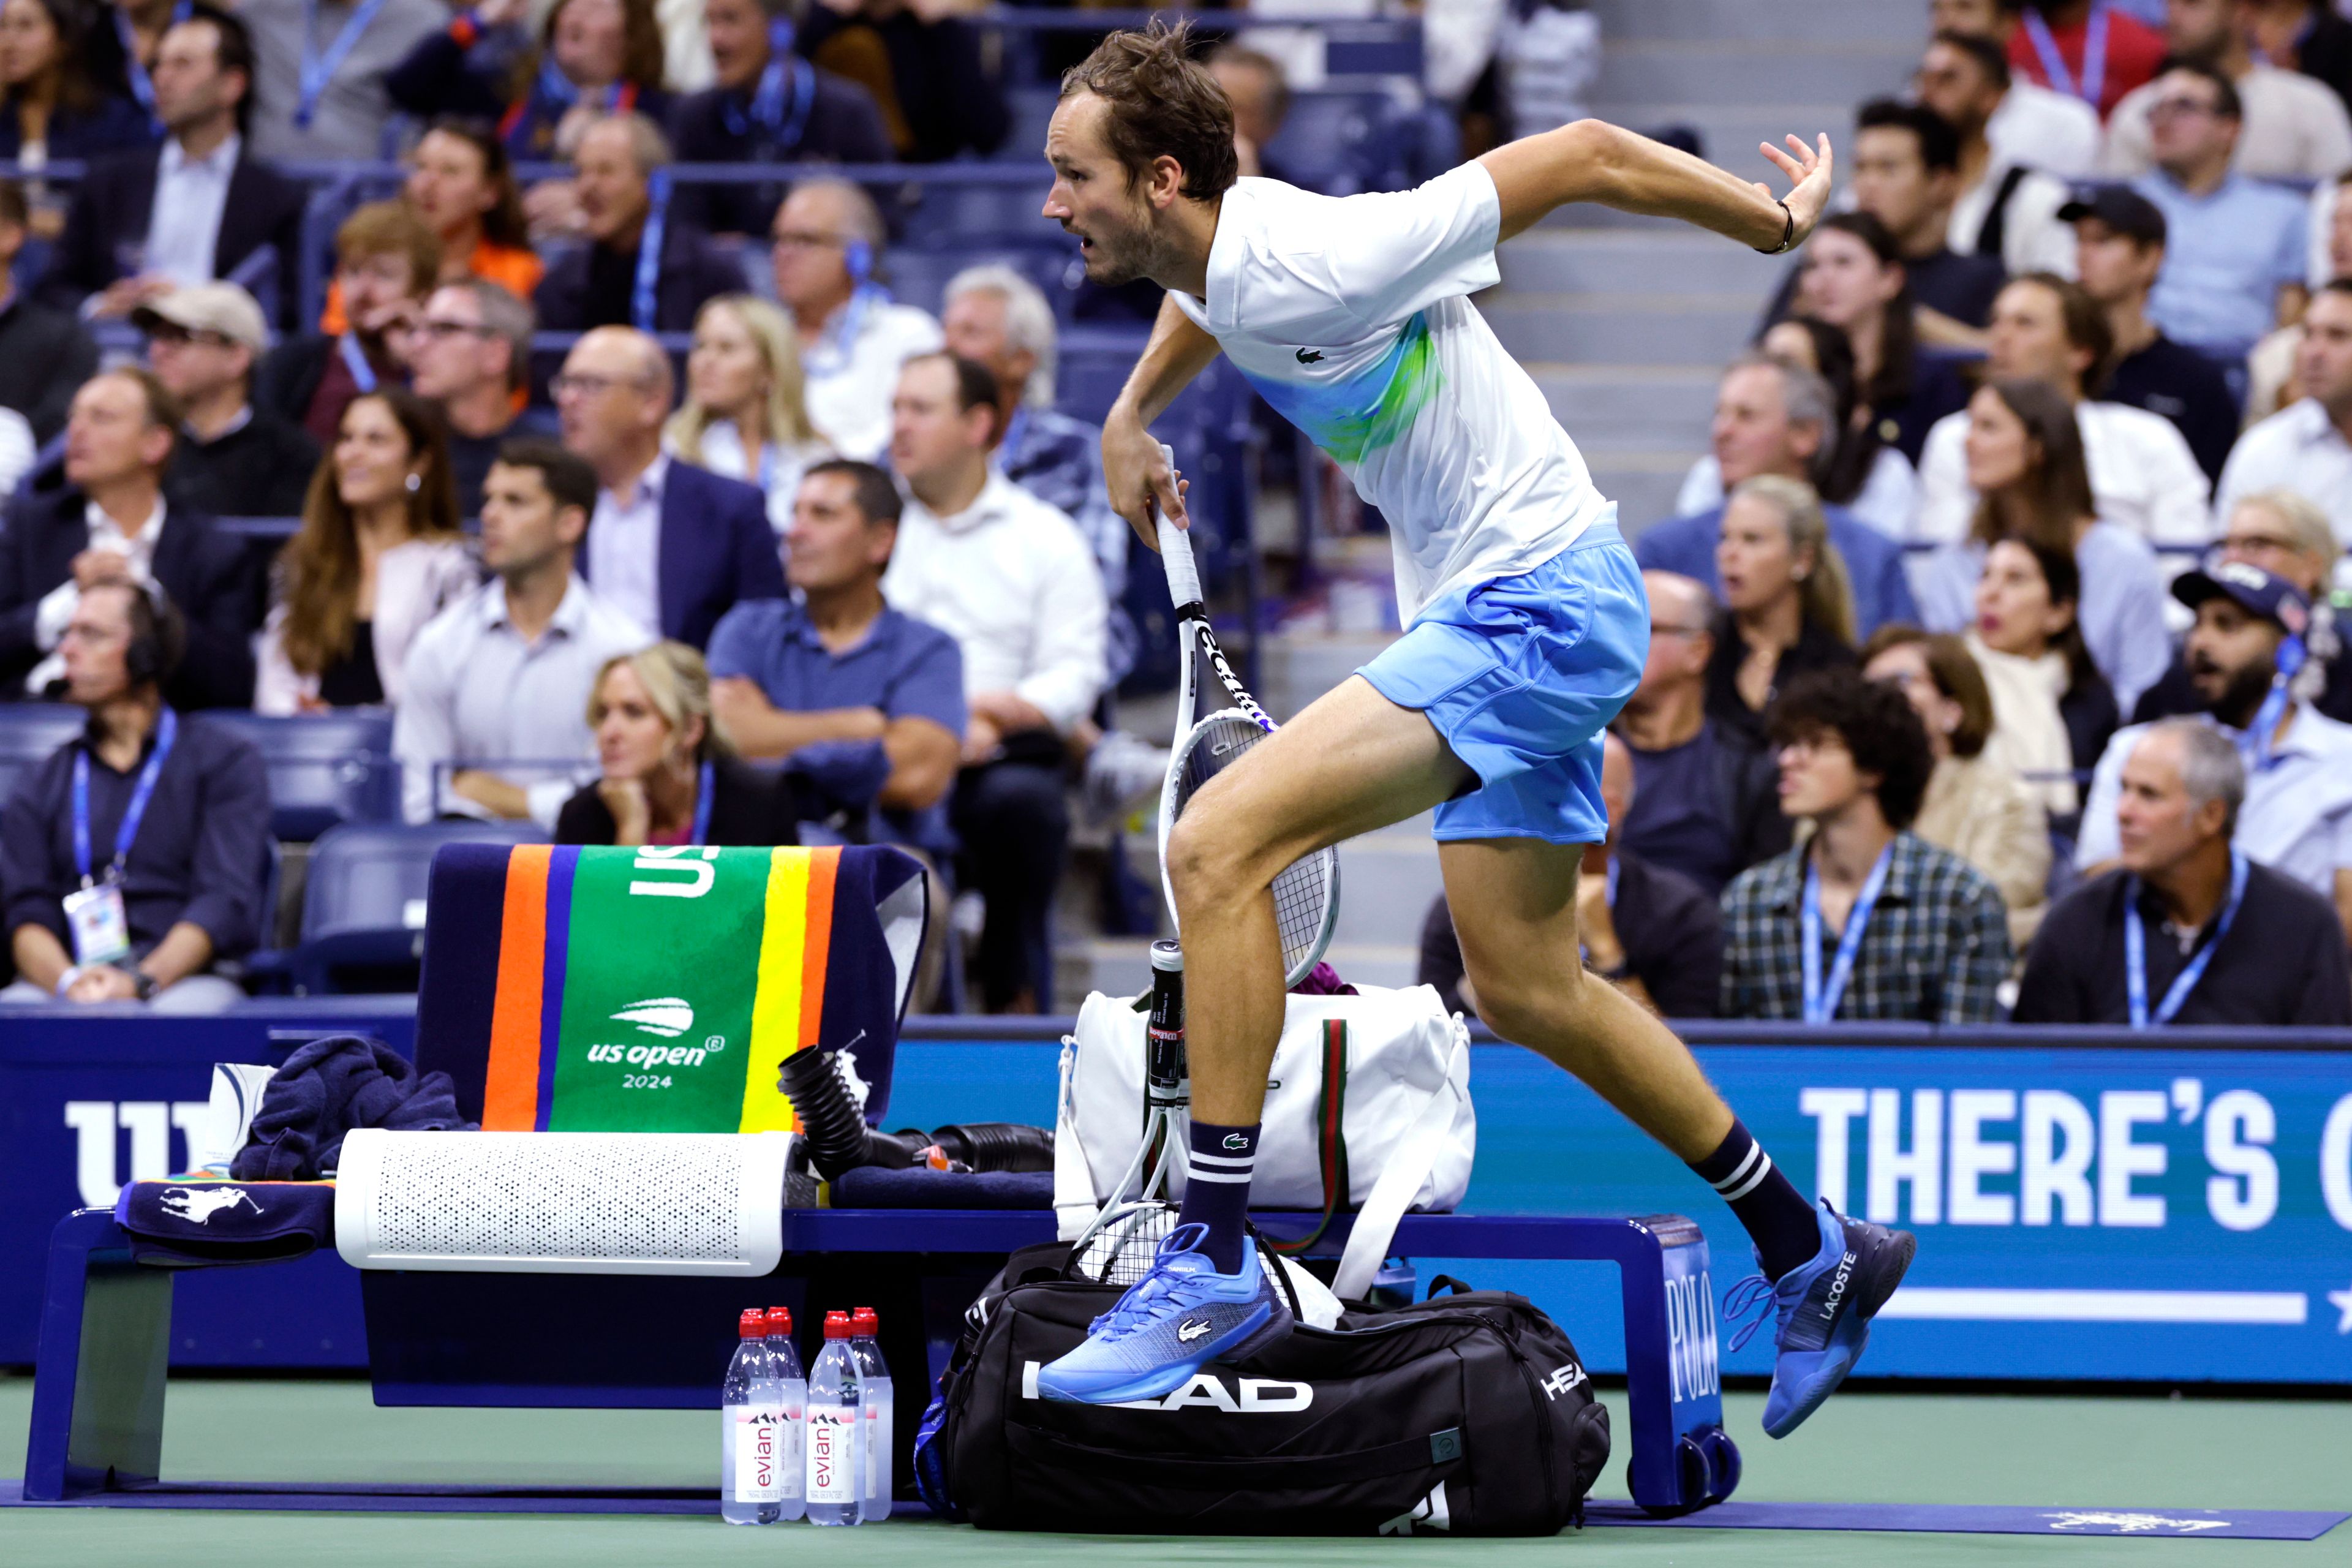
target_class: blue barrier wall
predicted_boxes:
[4,1009,2348,1384]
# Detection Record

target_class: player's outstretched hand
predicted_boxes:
[1755,133,1834,248]
[1106,409,1188,549]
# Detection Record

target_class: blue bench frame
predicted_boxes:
[16,1204,1736,1517]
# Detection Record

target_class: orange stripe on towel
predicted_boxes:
[798,846,840,1047]
[480,845,552,1131]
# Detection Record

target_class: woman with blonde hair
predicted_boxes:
[1862,625,2049,948]
[255,389,477,714]
[557,641,806,846]
[1705,473,1859,745]
[665,294,832,537]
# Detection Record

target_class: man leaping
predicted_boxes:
[1034,24,1913,1441]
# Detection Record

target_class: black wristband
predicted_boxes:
[121,965,156,1001]
[1755,200,1795,255]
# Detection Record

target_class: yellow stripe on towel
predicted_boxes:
[741,848,810,1133]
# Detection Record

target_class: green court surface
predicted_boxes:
[1,1374,2346,1566]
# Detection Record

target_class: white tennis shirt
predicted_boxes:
[1167,164,1609,622]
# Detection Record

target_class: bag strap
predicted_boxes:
[1330,1024,1465,1300]
[1263,1018,1351,1256]
[1052,1034,1096,1240]
[1005,1420,1464,1490]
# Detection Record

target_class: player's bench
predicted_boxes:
[15,1202,1738,1517]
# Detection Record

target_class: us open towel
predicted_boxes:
[413,843,927,1132]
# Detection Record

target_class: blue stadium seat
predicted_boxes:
[290,819,551,994]
[900,178,1056,249]
[884,244,1083,322]
[200,711,401,842]
[0,704,86,808]
[1264,89,1415,196]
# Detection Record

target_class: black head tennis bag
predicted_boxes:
[915,1244,1610,1536]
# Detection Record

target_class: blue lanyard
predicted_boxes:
[753,439,778,494]
[1000,405,1028,466]
[804,284,888,375]
[2238,681,2294,774]
[296,0,392,130]
[1800,840,1896,1024]
[2024,0,2108,109]
[722,21,815,146]
[631,169,671,332]
[2124,852,2247,1028]
[338,332,378,394]
[73,709,178,888]
[691,760,714,846]
[117,2,193,129]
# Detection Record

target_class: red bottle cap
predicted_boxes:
[737,1308,766,1340]
[851,1307,878,1336]
[764,1307,793,1336]
[823,1310,852,1339]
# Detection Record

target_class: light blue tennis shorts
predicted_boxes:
[1358,516,1648,844]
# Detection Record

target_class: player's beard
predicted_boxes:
[1082,197,1179,288]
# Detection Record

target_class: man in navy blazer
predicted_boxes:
[1633,355,1919,640]
[555,327,783,649]
[0,369,265,710]
[39,8,306,328]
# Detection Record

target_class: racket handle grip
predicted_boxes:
[1155,442,1203,609]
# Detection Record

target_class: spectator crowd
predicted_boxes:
[1,0,2350,1030]
[1422,0,2352,1031]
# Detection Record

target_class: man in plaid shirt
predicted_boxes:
[1722,669,2012,1022]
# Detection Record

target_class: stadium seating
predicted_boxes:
[199,711,400,843]
[0,703,89,806]
[285,819,551,995]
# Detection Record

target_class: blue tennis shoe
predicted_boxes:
[1724,1200,1916,1439]
[1036,1223,1295,1405]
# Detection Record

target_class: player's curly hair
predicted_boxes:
[1060,20,1239,202]
[1766,668,1934,829]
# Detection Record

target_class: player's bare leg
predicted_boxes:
[1440,837,1730,1159]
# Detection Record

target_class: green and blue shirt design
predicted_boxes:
[1169,167,1611,622]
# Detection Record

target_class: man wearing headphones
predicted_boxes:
[770,179,942,461]
[2074,559,2352,948]
[0,580,270,1010]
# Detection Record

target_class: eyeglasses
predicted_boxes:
[415,318,496,341]
[770,229,850,253]
[144,322,238,349]
[2223,534,2303,557]
[550,371,649,399]
[2147,96,2222,121]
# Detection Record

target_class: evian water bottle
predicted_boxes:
[721,1308,785,1524]
[848,1306,894,1521]
[762,1307,807,1521]
[804,1310,864,1526]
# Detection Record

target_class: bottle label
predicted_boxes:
[807,1403,858,1504]
[732,1408,786,1503]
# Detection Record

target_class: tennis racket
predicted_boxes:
[1153,445,1340,987]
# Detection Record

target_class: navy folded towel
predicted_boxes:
[230,1034,475,1182]
[115,1178,337,1267]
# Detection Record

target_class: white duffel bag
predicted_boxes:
[1053,983,1474,1299]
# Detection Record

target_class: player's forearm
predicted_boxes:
[1110,295,1222,428]
[1481,119,1787,247]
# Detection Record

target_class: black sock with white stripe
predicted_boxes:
[1177,1119,1257,1273]
[1689,1119,1820,1281]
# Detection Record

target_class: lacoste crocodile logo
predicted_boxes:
[1294,348,1323,364]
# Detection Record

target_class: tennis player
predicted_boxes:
[1031,25,1914,1438]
